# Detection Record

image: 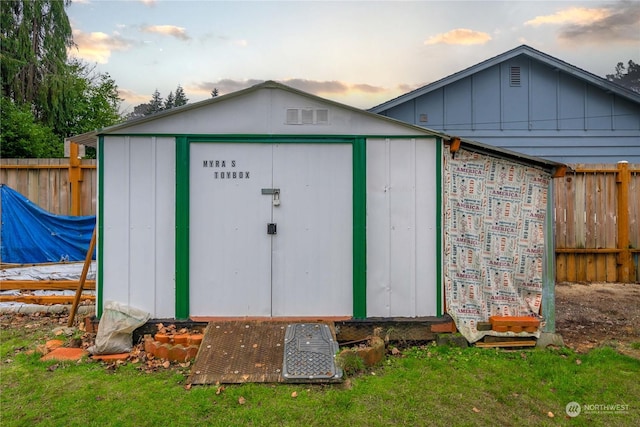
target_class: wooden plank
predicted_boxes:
[565,173,577,282]
[0,295,95,304]
[594,171,606,281]
[556,253,567,282]
[585,172,597,281]
[0,281,96,290]
[605,168,618,281]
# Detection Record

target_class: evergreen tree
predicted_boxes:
[211,88,219,97]
[174,84,188,107]
[164,91,175,109]
[607,60,640,94]
[148,89,163,114]
[1,0,74,107]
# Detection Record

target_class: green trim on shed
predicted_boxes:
[352,137,367,319]
[97,136,105,318]
[176,135,367,319]
[175,136,190,319]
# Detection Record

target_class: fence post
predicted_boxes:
[616,161,631,282]
[69,142,83,216]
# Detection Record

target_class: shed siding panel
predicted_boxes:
[559,74,586,130]
[152,137,176,317]
[102,137,131,306]
[102,136,176,318]
[366,138,437,317]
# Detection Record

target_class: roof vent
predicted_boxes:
[510,66,521,87]
[285,108,330,125]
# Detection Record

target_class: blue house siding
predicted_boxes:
[373,46,640,164]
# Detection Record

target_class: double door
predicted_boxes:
[189,143,352,317]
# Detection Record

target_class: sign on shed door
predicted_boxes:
[189,143,352,317]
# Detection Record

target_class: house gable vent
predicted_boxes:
[285,108,330,125]
[510,66,521,87]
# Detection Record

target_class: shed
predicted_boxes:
[70,81,564,342]
[370,45,640,164]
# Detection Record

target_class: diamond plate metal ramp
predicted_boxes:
[187,321,341,384]
[282,323,342,383]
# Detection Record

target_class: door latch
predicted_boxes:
[262,188,280,206]
[267,223,277,235]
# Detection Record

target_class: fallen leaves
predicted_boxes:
[238,396,246,405]
[291,391,298,398]
[472,407,480,413]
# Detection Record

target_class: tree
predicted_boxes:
[1,0,74,107]
[606,60,640,94]
[164,91,175,109]
[211,88,219,97]
[0,95,62,158]
[148,89,164,114]
[174,84,188,107]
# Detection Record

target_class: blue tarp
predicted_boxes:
[0,184,96,264]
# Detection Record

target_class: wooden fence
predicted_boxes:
[555,162,639,283]
[0,144,97,216]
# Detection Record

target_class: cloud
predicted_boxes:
[68,29,132,64]
[117,88,150,106]
[140,25,190,41]
[525,7,610,26]
[526,1,640,44]
[424,28,492,46]
[189,79,390,98]
[140,0,156,6]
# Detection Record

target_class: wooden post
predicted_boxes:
[616,161,631,282]
[68,226,97,327]
[69,142,83,216]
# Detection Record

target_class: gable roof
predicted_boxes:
[370,44,640,113]
[68,80,565,173]
[68,80,449,147]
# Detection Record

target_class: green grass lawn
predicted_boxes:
[1,318,638,427]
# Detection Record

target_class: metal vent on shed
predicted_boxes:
[285,108,330,125]
[286,109,299,124]
[510,66,521,87]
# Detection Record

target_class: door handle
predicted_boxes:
[267,223,277,235]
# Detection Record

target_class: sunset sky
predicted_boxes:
[66,0,640,113]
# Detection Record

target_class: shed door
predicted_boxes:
[189,143,352,317]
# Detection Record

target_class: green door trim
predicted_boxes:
[173,135,367,319]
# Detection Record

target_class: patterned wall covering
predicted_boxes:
[443,148,549,342]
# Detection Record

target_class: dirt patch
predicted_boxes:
[555,282,640,357]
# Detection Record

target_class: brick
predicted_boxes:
[144,335,155,354]
[154,333,171,344]
[154,343,170,360]
[168,344,188,362]
[172,334,189,345]
[355,336,385,367]
[187,334,204,346]
[40,347,87,361]
[431,322,457,333]
[45,339,65,351]
[185,345,199,360]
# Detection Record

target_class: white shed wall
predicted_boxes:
[366,138,438,317]
[102,136,175,318]
[111,88,426,137]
